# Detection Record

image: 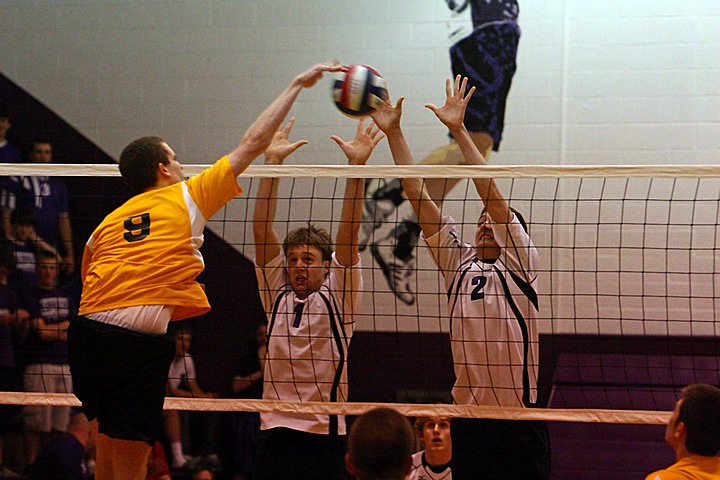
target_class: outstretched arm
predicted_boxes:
[370,98,444,237]
[227,62,343,177]
[253,118,308,266]
[331,120,385,267]
[426,76,512,225]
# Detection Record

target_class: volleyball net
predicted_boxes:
[2,162,719,426]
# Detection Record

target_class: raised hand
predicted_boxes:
[331,119,385,166]
[264,117,308,165]
[296,61,345,89]
[425,75,475,132]
[369,97,405,135]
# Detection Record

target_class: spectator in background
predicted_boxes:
[164,324,216,469]
[0,106,21,164]
[25,409,93,480]
[645,383,720,480]
[345,407,415,480]
[0,105,22,248]
[5,206,54,290]
[229,321,266,480]
[21,250,75,465]
[406,417,452,480]
[0,244,29,478]
[190,464,214,480]
[7,140,75,276]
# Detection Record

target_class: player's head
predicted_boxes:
[119,136,184,194]
[190,467,213,480]
[36,249,59,290]
[346,407,414,480]
[31,139,53,164]
[169,324,192,357]
[283,225,333,300]
[414,416,452,465]
[10,206,36,242]
[475,206,527,262]
[665,383,720,456]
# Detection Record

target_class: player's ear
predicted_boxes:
[157,161,171,179]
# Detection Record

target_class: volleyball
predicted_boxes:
[332,64,389,117]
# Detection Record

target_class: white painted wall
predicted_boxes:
[1,1,718,334]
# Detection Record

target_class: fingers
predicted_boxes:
[282,117,297,135]
[446,78,453,98]
[356,118,365,136]
[464,85,476,102]
[372,131,386,147]
[425,103,438,113]
[289,140,308,151]
[330,135,344,147]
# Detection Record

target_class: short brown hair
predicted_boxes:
[678,383,720,456]
[348,408,414,480]
[283,225,333,262]
[119,136,168,194]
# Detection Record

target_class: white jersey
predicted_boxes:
[167,354,196,391]
[255,252,362,435]
[406,451,452,480]
[423,215,539,407]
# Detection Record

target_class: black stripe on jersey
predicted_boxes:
[506,267,539,311]
[494,265,535,407]
[318,290,346,436]
[266,287,291,349]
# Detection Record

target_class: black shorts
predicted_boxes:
[451,418,550,480]
[68,315,175,445]
[450,20,521,151]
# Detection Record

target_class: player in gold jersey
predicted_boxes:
[68,62,342,480]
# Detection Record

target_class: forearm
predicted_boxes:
[253,175,281,265]
[335,177,364,266]
[451,125,511,224]
[228,77,305,176]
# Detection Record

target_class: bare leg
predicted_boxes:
[93,420,151,480]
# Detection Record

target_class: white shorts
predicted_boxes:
[23,363,73,432]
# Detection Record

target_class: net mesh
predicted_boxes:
[1,162,719,427]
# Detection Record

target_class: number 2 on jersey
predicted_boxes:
[470,275,487,300]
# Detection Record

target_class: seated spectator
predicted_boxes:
[164,324,216,469]
[346,407,415,480]
[21,250,75,464]
[645,383,720,480]
[25,410,93,480]
[407,416,452,480]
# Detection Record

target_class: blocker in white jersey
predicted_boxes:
[407,451,452,480]
[369,75,549,479]
[255,250,362,435]
[423,213,539,407]
[252,117,381,480]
